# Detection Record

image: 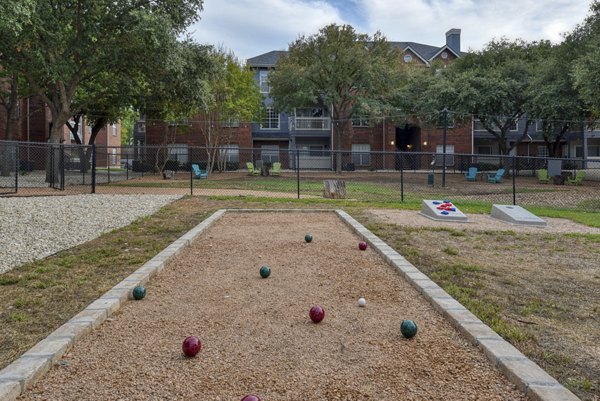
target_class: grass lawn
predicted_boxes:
[1,196,599,399]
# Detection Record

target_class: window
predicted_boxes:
[220,144,239,162]
[352,144,371,166]
[537,146,549,158]
[574,146,599,158]
[112,124,117,136]
[111,148,117,165]
[435,144,455,166]
[477,146,492,155]
[261,108,279,129]
[261,145,279,163]
[259,70,270,93]
[299,145,325,157]
[167,144,189,163]
[352,116,370,127]
[403,54,413,63]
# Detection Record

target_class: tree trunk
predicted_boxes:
[323,180,346,199]
[1,74,19,176]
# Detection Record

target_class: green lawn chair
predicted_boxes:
[246,162,260,176]
[536,169,549,184]
[270,162,281,176]
[567,171,585,185]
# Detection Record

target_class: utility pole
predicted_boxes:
[442,107,448,187]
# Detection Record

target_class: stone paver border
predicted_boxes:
[0,209,579,401]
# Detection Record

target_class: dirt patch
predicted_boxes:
[21,212,525,400]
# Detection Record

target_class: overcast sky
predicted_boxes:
[188,0,592,61]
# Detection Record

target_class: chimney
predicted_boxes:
[445,29,461,54]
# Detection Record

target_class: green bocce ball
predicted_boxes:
[305,234,313,243]
[259,265,271,279]
[400,319,418,339]
[132,285,146,300]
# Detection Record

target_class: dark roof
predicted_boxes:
[393,42,440,60]
[248,40,460,68]
[247,51,287,67]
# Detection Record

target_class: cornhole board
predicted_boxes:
[419,200,468,222]
[490,204,547,227]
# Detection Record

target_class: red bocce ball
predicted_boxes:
[310,305,325,323]
[358,241,368,251]
[182,336,202,357]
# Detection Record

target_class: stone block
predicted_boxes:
[0,380,21,400]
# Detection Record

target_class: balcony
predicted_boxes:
[289,117,331,131]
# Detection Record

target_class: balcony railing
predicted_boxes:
[289,117,331,131]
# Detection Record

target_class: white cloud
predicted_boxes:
[360,0,590,51]
[190,0,345,61]
[189,0,592,61]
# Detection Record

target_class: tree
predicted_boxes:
[141,40,218,173]
[1,0,203,181]
[425,39,540,156]
[198,51,263,174]
[527,42,588,157]
[14,0,203,142]
[269,24,401,172]
[572,1,600,116]
[0,0,35,175]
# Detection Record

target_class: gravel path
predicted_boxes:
[0,194,181,274]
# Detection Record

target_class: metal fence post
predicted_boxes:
[400,151,404,202]
[296,148,300,199]
[190,154,193,196]
[14,142,19,193]
[91,144,96,194]
[60,144,65,190]
[512,155,517,205]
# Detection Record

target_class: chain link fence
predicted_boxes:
[1,140,599,211]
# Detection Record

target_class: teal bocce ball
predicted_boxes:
[132,285,146,300]
[259,266,271,279]
[400,319,418,339]
[305,233,313,243]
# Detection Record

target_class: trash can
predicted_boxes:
[427,173,434,186]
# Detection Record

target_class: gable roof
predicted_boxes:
[248,38,462,68]
[247,50,287,68]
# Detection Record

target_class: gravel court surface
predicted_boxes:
[20,212,526,400]
[0,194,182,274]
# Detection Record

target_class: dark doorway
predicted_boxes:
[395,124,421,170]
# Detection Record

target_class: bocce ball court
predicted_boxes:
[20,211,525,400]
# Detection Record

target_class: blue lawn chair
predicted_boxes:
[487,168,505,183]
[464,167,477,181]
[191,164,208,179]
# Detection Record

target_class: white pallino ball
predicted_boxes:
[358,297,367,307]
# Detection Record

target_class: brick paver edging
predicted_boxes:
[0,209,580,401]
[335,209,579,401]
[0,209,228,401]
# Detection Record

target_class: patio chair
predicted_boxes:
[271,162,281,176]
[191,164,208,179]
[246,162,260,176]
[536,169,549,184]
[567,170,585,185]
[487,168,505,183]
[464,167,477,182]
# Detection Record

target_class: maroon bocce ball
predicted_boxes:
[358,241,368,251]
[241,395,261,401]
[182,335,202,357]
[309,305,325,323]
